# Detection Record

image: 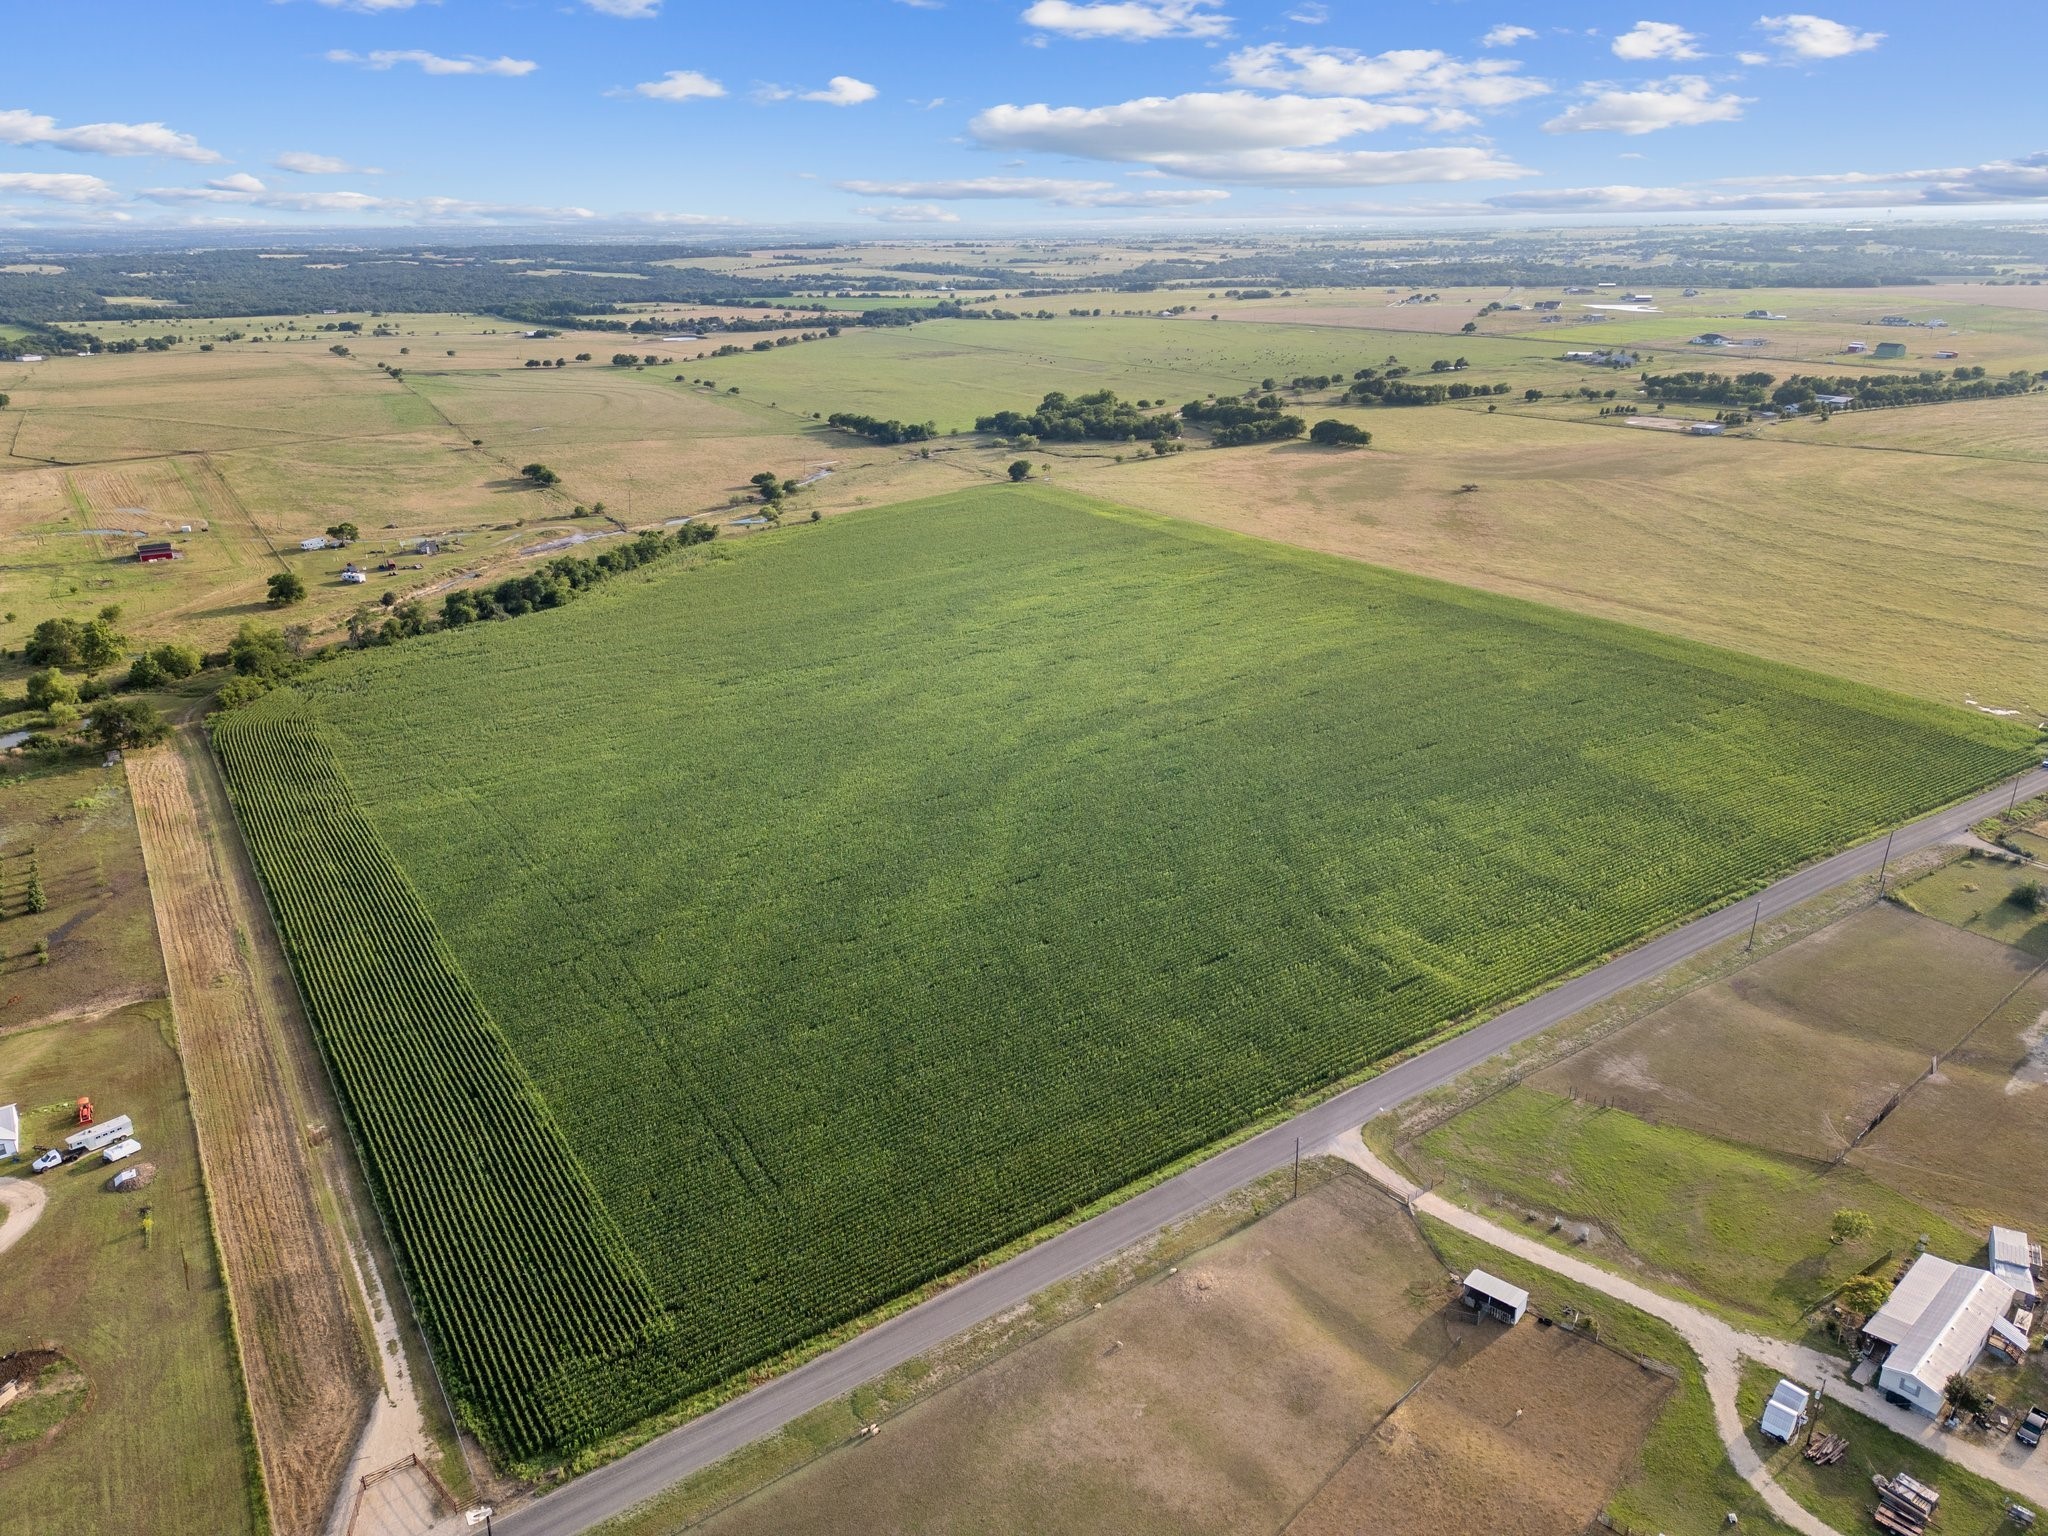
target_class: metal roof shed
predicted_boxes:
[1761,1379,1811,1442]
[0,1102,18,1159]
[1462,1269,1529,1325]
[1991,1227,2037,1298]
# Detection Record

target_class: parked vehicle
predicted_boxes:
[2018,1407,2047,1448]
[99,1137,141,1165]
[30,1148,64,1173]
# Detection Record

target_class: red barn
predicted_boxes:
[136,540,177,563]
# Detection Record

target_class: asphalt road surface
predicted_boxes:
[500,766,2048,1536]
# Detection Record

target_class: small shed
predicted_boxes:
[1760,1378,1811,1442]
[1686,421,1727,435]
[1991,1227,2037,1298]
[299,536,330,552]
[1461,1269,1529,1325]
[0,1102,19,1159]
[136,540,177,564]
[1873,341,1907,359]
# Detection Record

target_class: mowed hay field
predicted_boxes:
[214,484,2031,1457]
[1062,398,2048,709]
[687,1175,1665,1536]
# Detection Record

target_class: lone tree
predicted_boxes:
[749,471,786,504]
[1836,1274,1892,1318]
[1309,419,1371,448]
[26,667,76,712]
[74,618,125,677]
[267,571,307,607]
[326,521,359,544]
[1829,1208,1875,1245]
[1008,459,1032,481]
[89,697,169,752]
[521,462,561,487]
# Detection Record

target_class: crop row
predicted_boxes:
[211,695,676,1460]
[254,487,2040,1443]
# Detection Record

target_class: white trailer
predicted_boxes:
[100,1138,142,1165]
[64,1114,133,1154]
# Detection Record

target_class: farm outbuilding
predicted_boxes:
[1864,1254,2013,1414]
[136,540,177,564]
[1686,422,1728,435]
[0,1102,18,1159]
[1760,1378,1811,1441]
[300,536,330,552]
[1990,1227,2038,1298]
[1874,342,1908,359]
[1461,1269,1529,1325]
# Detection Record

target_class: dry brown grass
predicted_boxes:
[129,734,373,1535]
[696,1175,1454,1536]
[1283,1320,1673,1536]
[1528,904,2038,1164]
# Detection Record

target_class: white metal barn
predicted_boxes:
[1865,1254,2013,1414]
[1760,1379,1811,1442]
[0,1102,18,1159]
[1461,1269,1530,1325]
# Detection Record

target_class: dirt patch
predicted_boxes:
[0,1350,90,1470]
[1284,1321,1674,1536]
[129,738,373,1535]
[698,1175,1458,1536]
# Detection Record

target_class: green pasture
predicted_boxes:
[1415,1086,1974,1336]
[220,483,2030,1453]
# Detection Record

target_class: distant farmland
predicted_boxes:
[213,485,2032,1459]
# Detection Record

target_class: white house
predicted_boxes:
[0,1102,18,1159]
[299,536,330,552]
[1815,394,1856,409]
[1461,1269,1529,1325]
[1686,421,1727,435]
[1865,1254,2013,1414]
[1760,1378,1811,1442]
[15,353,44,364]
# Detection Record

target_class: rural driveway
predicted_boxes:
[1330,1130,2048,1523]
[498,767,2048,1536]
[0,1177,48,1258]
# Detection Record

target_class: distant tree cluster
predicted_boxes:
[1641,370,1777,405]
[1345,369,1511,407]
[827,412,935,445]
[1768,367,2043,409]
[441,525,713,629]
[976,390,1180,444]
[1180,396,1305,446]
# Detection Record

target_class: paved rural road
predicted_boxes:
[500,767,2048,1536]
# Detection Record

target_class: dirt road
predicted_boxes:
[1331,1130,2048,1525]
[0,1177,48,1257]
[130,733,375,1535]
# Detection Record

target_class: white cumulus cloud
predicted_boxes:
[1223,44,1549,107]
[1543,76,1748,134]
[325,50,538,77]
[1755,13,1884,58]
[1481,24,1536,47]
[800,76,878,106]
[274,151,382,175]
[1611,21,1703,61]
[1140,146,1531,186]
[1021,0,1231,41]
[633,70,726,101]
[0,107,222,162]
[0,171,120,204]
[585,0,660,14]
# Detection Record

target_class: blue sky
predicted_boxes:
[1,1,2043,230]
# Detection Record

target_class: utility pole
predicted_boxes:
[1875,828,1897,898]
[1293,1137,1300,1200]
[1745,900,1761,953]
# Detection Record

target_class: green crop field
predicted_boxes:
[211,484,2031,1460]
